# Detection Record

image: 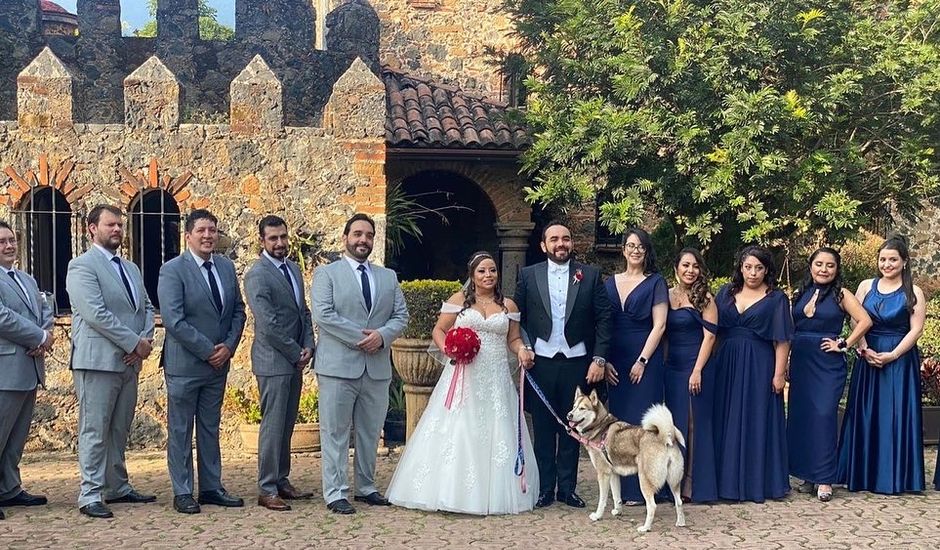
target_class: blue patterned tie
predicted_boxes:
[358,264,372,311]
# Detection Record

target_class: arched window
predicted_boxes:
[13,187,75,314]
[129,189,181,310]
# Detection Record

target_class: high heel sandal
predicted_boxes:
[817,485,832,502]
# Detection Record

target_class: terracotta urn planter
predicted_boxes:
[391,337,444,440]
[238,422,321,453]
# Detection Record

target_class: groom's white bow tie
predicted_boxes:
[548,263,568,275]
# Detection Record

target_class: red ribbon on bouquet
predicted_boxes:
[442,327,481,410]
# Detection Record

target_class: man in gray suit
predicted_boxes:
[312,213,408,514]
[0,220,54,521]
[66,205,157,519]
[158,209,246,514]
[244,215,315,511]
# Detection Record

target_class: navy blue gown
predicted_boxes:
[837,280,924,494]
[606,274,668,502]
[787,286,847,485]
[712,285,793,502]
[664,306,718,502]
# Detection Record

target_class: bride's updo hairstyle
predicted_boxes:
[462,251,506,313]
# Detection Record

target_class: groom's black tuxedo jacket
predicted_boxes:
[513,260,612,361]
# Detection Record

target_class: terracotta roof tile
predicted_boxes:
[384,68,529,150]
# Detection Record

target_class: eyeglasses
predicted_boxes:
[0,238,17,246]
[624,243,646,253]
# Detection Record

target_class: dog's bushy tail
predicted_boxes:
[641,404,685,448]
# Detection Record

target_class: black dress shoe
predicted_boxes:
[535,491,555,508]
[557,492,586,508]
[353,492,390,506]
[105,490,157,504]
[198,489,244,507]
[79,502,114,518]
[327,498,356,514]
[173,494,201,514]
[0,490,48,507]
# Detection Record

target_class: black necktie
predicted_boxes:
[357,264,372,311]
[203,261,224,312]
[279,263,295,298]
[7,270,30,305]
[111,257,135,305]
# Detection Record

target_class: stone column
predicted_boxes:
[76,0,123,122]
[156,0,198,85]
[0,0,45,120]
[230,55,283,135]
[17,47,73,131]
[124,57,180,131]
[237,0,315,54]
[496,221,535,297]
[325,0,380,70]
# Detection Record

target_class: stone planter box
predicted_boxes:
[391,337,442,441]
[924,405,940,445]
[239,422,321,453]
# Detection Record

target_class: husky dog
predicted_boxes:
[566,388,686,533]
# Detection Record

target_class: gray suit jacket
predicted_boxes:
[0,267,53,390]
[158,250,246,378]
[244,255,314,376]
[311,258,408,380]
[66,248,156,373]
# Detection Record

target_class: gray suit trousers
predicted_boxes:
[165,374,226,496]
[0,389,36,500]
[257,372,302,496]
[317,372,389,504]
[74,368,138,506]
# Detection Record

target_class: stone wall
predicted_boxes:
[1,48,388,452]
[372,0,517,98]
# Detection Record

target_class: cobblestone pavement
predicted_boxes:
[1,448,938,549]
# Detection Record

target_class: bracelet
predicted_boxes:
[638,356,648,365]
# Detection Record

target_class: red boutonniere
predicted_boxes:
[572,268,584,285]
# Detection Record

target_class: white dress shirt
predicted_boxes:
[93,243,137,305]
[190,249,225,306]
[534,260,587,359]
[263,250,301,306]
[344,254,375,310]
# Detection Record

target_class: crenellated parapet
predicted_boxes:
[230,56,283,135]
[124,57,180,131]
[16,47,73,131]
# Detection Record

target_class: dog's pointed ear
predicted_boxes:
[589,389,600,404]
[574,386,584,400]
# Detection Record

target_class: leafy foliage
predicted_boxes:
[135,0,234,41]
[225,385,319,424]
[399,279,464,339]
[504,0,940,251]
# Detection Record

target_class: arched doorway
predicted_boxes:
[388,171,499,282]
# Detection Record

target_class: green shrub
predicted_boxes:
[400,279,463,339]
[710,276,731,296]
[839,231,881,293]
[297,387,319,423]
[920,297,940,360]
[225,384,319,424]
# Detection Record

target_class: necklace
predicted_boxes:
[476,296,496,306]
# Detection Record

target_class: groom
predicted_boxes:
[514,221,612,508]
[311,213,409,514]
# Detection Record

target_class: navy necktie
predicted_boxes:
[111,257,135,306]
[203,261,224,312]
[358,264,372,311]
[279,263,297,303]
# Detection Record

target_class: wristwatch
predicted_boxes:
[593,356,607,366]
[523,345,533,352]
[637,356,648,365]
[837,338,848,350]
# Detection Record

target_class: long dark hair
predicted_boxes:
[462,251,505,312]
[623,228,658,274]
[793,247,844,305]
[729,245,777,299]
[674,248,712,312]
[879,235,917,314]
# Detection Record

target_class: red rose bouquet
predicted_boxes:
[443,326,481,409]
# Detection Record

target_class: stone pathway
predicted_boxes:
[1,448,938,549]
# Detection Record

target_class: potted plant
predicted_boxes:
[391,279,463,440]
[226,384,321,453]
[384,378,407,444]
[920,297,940,445]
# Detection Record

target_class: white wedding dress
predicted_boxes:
[387,304,539,515]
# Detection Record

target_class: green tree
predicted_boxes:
[135,0,234,41]
[504,0,940,252]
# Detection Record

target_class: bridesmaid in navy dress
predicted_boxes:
[605,228,668,504]
[712,246,793,502]
[664,248,718,502]
[837,236,927,494]
[787,247,871,502]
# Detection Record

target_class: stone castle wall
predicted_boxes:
[1,47,387,452]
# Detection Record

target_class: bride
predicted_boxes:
[387,251,539,514]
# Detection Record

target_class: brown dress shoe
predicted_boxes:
[278,482,313,500]
[257,495,291,511]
